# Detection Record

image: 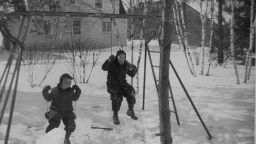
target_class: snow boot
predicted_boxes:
[126,109,138,120]
[64,138,71,144]
[113,112,120,125]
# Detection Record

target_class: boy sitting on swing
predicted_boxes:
[102,50,138,125]
[42,73,81,144]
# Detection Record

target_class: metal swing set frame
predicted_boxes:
[0,6,212,144]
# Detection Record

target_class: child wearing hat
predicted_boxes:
[42,73,81,144]
[102,50,138,125]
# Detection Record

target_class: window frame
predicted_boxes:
[102,20,112,32]
[43,22,51,35]
[95,0,102,9]
[72,19,81,35]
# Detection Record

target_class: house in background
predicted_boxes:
[130,1,210,47]
[4,0,127,50]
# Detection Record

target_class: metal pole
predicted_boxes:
[169,59,212,139]
[8,11,161,19]
[5,16,30,144]
[147,45,160,95]
[142,43,148,110]
[168,81,180,125]
[5,47,24,144]
[0,54,13,84]
[0,56,18,125]
[111,18,113,55]
[0,54,14,102]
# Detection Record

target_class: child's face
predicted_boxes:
[61,78,72,89]
[117,54,126,65]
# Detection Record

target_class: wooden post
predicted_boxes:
[158,0,173,144]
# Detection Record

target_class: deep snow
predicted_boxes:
[0,40,254,144]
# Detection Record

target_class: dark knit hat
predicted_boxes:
[116,50,126,57]
[59,73,73,84]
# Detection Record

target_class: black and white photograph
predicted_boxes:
[0,0,255,144]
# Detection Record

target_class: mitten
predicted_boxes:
[108,55,115,62]
[128,64,136,70]
[72,84,80,90]
[43,85,51,91]
[127,64,138,77]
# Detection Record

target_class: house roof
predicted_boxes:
[119,0,127,15]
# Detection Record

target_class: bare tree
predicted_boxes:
[172,0,192,74]
[129,0,135,86]
[206,0,215,76]
[136,0,148,93]
[158,0,173,143]
[179,0,197,76]
[0,1,25,50]
[218,0,224,64]
[22,43,57,87]
[244,0,255,83]
[86,49,102,83]
[173,0,196,76]
[199,0,209,75]
[60,39,102,83]
[230,0,240,84]
[246,19,255,80]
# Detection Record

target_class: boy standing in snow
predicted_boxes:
[102,50,138,125]
[42,73,81,144]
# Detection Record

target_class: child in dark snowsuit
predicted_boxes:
[42,73,81,144]
[102,50,138,125]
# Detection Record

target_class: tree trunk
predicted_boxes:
[158,0,173,143]
[200,0,209,75]
[0,34,3,54]
[218,0,224,64]
[206,0,215,76]
[136,38,142,93]
[178,0,196,76]
[173,0,194,76]
[247,51,253,80]
[136,1,148,93]
[130,0,134,86]
[246,18,255,81]
[244,0,255,83]
[230,0,240,84]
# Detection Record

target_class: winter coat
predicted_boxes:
[42,84,81,115]
[102,56,138,92]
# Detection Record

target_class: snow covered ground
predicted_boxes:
[0,40,254,144]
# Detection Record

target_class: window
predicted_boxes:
[72,20,81,35]
[44,23,51,34]
[95,0,102,8]
[102,21,112,32]
[49,1,60,11]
